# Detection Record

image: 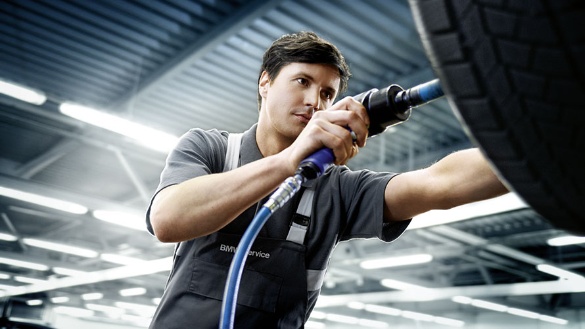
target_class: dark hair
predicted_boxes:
[257,31,351,110]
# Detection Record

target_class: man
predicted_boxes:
[146,31,508,328]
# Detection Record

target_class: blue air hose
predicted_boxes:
[220,175,304,329]
[219,205,272,328]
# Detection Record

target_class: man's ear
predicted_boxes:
[258,71,270,98]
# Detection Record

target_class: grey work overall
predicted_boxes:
[149,133,314,328]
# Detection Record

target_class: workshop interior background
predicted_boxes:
[0,0,584,328]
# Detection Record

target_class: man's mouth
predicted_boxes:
[294,113,312,124]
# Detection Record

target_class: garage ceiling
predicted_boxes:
[0,0,583,328]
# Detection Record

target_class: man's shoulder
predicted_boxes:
[183,128,229,140]
[177,128,229,149]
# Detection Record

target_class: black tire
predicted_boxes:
[409,0,585,234]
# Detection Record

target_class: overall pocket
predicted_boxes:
[188,258,283,313]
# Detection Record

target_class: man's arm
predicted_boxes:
[150,97,369,243]
[383,148,509,222]
[150,153,294,242]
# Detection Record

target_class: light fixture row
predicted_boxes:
[0,79,172,327]
[309,309,391,328]
[347,301,465,327]
[0,280,150,302]
[0,252,146,275]
[0,78,179,153]
[451,296,568,325]
[0,186,145,230]
[0,79,46,105]
[52,300,156,327]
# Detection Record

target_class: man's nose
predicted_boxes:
[305,89,322,112]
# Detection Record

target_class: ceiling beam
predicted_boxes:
[15,139,81,179]
[113,149,151,205]
[113,0,287,109]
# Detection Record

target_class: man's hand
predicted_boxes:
[287,96,370,168]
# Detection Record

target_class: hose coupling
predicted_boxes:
[265,175,304,213]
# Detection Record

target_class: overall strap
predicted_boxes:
[286,187,314,245]
[223,131,314,245]
[172,132,244,262]
[224,133,243,172]
[225,131,314,242]
[226,131,314,245]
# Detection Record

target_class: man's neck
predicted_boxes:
[255,121,294,158]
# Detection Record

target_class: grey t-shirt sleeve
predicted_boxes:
[145,128,228,234]
[336,167,411,243]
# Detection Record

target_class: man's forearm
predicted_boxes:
[384,148,509,222]
[149,153,293,242]
[428,148,509,209]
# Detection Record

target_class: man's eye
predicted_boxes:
[297,78,308,86]
[322,92,333,100]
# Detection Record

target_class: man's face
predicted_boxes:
[259,62,341,141]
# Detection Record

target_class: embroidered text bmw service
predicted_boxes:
[219,244,271,259]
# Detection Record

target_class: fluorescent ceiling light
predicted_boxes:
[26,299,43,306]
[325,313,359,324]
[409,193,527,230]
[51,296,70,304]
[401,310,434,322]
[309,310,326,320]
[536,264,584,281]
[547,235,585,246]
[451,296,472,304]
[380,279,430,291]
[364,304,402,316]
[434,317,465,327]
[120,314,152,327]
[348,302,463,327]
[81,292,103,301]
[347,302,402,316]
[0,232,18,241]
[357,318,389,328]
[471,299,508,312]
[114,301,156,317]
[92,210,145,231]
[59,103,179,153]
[0,257,49,271]
[23,238,98,258]
[360,254,433,269]
[0,283,17,291]
[0,186,88,215]
[507,307,539,319]
[14,276,46,284]
[0,80,46,105]
[100,253,144,266]
[119,287,147,297]
[453,295,568,325]
[53,306,95,317]
[305,321,326,328]
[539,314,569,325]
[325,313,388,328]
[53,267,87,276]
[0,257,173,299]
[347,301,365,310]
[86,303,125,317]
